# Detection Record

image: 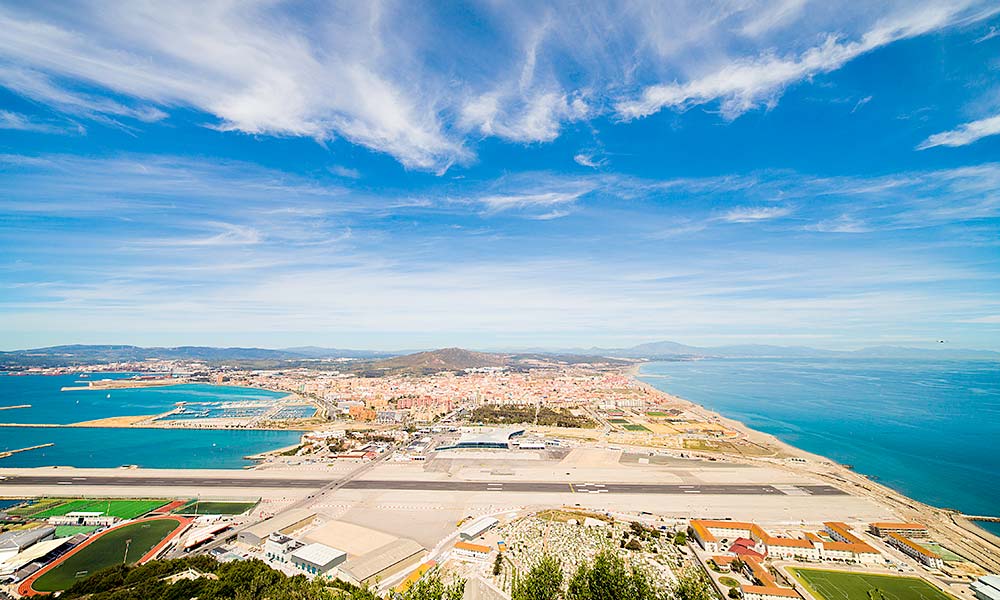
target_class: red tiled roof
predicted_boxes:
[741,585,800,598]
[871,522,927,530]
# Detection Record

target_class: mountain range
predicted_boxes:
[1,341,996,369]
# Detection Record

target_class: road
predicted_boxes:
[0,474,845,496]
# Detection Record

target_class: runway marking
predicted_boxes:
[568,483,575,493]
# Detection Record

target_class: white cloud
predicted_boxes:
[0,109,74,133]
[917,114,1000,149]
[574,153,606,168]
[721,206,793,223]
[616,3,994,120]
[479,190,584,212]
[329,165,362,179]
[0,2,993,170]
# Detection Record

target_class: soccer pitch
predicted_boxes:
[623,424,651,432]
[31,518,183,592]
[789,568,954,600]
[174,500,257,515]
[31,498,169,520]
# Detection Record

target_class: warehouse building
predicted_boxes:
[0,527,55,563]
[238,510,315,546]
[972,575,1000,600]
[291,543,347,576]
[460,516,498,540]
[338,539,425,587]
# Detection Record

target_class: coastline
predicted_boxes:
[629,361,1000,571]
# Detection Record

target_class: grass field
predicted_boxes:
[32,518,182,592]
[174,500,256,515]
[30,499,168,520]
[789,568,954,600]
[608,418,629,424]
[54,525,99,538]
[646,411,671,417]
[623,424,651,432]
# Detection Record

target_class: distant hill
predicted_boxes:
[0,344,395,368]
[281,346,399,359]
[2,341,995,370]
[369,347,508,371]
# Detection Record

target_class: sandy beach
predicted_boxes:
[628,364,1000,571]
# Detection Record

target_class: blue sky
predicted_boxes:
[1,1,999,351]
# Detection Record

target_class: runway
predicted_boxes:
[0,474,846,496]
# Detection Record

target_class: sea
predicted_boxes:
[639,358,1000,537]
[0,373,302,469]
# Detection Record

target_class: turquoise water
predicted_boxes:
[0,373,286,424]
[639,359,1000,537]
[0,374,301,468]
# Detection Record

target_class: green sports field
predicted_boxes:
[646,411,671,417]
[54,525,98,538]
[789,568,954,600]
[623,424,651,432]
[608,418,629,424]
[174,500,256,515]
[32,518,182,592]
[29,498,168,520]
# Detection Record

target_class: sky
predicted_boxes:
[1,0,999,351]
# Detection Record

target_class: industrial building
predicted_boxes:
[459,516,498,540]
[290,543,347,576]
[0,527,55,563]
[238,510,315,546]
[972,575,1000,600]
[338,539,425,587]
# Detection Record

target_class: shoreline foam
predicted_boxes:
[631,361,1000,571]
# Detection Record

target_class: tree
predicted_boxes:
[400,571,465,600]
[494,552,505,576]
[625,539,643,551]
[673,531,687,545]
[566,550,660,600]
[728,587,742,599]
[671,568,715,600]
[513,554,564,600]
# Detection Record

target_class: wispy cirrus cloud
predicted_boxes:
[616,3,996,120]
[917,114,1000,149]
[0,109,81,134]
[720,205,793,223]
[0,1,994,171]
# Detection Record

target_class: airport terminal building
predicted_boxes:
[435,427,524,451]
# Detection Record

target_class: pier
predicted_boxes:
[0,443,54,459]
[965,515,1000,523]
[0,404,31,410]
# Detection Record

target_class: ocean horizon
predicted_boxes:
[639,358,1000,537]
